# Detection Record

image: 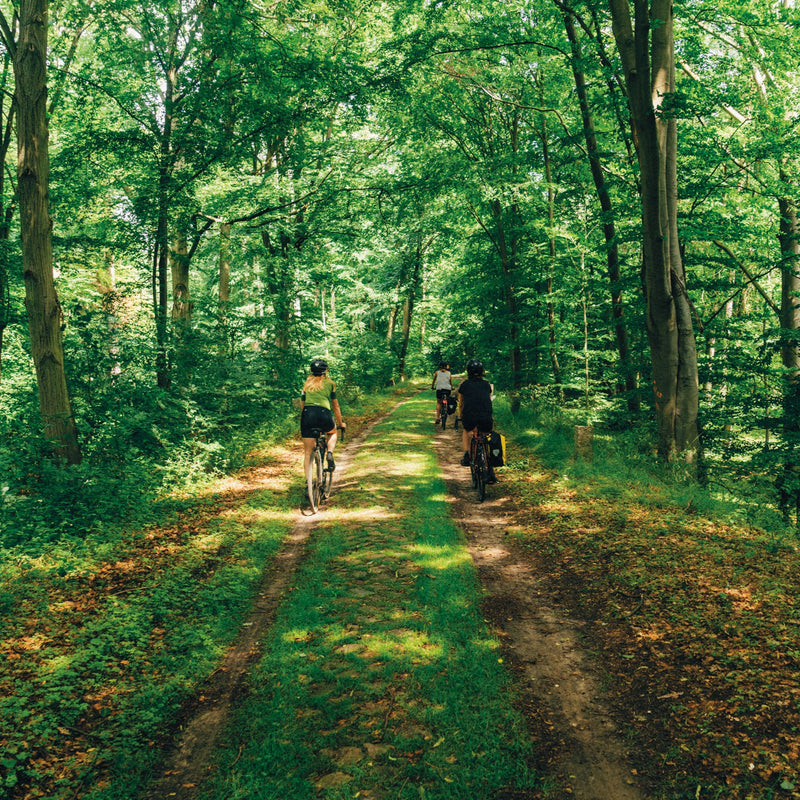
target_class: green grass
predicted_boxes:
[198,395,538,800]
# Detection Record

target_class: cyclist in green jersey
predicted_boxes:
[300,359,345,481]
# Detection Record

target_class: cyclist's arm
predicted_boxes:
[332,398,345,429]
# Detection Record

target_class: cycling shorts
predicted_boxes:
[436,389,451,400]
[461,413,493,433]
[301,405,335,438]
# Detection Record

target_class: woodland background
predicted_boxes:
[1,0,800,542]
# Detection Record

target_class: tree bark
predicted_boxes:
[563,10,639,413]
[608,0,699,460]
[777,187,800,520]
[170,232,191,321]
[219,222,231,307]
[15,0,81,464]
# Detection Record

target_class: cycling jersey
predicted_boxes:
[302,377,336,410]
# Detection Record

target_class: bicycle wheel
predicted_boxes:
[440,407,447,430]
[307,449,323,511]
[470,439,478,488]
[475,443,487,502]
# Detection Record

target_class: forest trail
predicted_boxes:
[430,427,642,800]
[142,393,643,800]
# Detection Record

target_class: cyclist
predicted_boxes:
[457,358,496,482]
[300,358,345,482]
[431,361,453,424]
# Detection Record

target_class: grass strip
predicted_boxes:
[200,394,538,800]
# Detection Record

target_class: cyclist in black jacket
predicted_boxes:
[457,359,494,469]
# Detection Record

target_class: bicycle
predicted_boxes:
[306,426,344,513]
[468,427,491,502]
[438,390,453,430]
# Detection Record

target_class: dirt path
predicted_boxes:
[431,422,644,800]
[143,401,644,800]
[142,414,387,800]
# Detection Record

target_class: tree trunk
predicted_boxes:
[489,199,522,390]
[777,188,800,520]
[219,222,231,307]
[564,10,639,413]
[153,181,170,388]
[608,0,699,460]
[397,236,424,381]
[0,40,16,382]
[170,232,191,321]
[15,0,81,464]
[541,117,563,390]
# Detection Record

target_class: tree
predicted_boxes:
[2,0,80,463]
[608,0,700,460]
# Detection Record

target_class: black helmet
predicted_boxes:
[439,361,448,369]
[466,358,484,377]
[310,358,328,376]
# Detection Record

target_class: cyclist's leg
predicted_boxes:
[460,423,471,465]
[302,437,316,481]
[325,426,338,470]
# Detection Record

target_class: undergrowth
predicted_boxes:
[495,394,800,800]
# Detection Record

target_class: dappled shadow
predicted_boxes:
[193,395,538,799]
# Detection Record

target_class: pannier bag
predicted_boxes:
[446,394,458,414]
[486,431,506,467]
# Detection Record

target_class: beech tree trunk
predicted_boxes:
[219,222,231,307]
[608,0,699,460]
[564,10,639,414]
[170,232,191,321]
[15,0,81,464]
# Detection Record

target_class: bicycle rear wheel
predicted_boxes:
[475,444,487,502]
[470,439,478,488]
[440,408,447,429]
[307,449,323,511]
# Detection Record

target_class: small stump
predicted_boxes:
[574,425,594,461]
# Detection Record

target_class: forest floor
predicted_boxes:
[4,387,800,800]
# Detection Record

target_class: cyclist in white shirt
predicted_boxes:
[431,361,453,424]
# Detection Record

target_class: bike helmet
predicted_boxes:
[466,358,484,377]
[310,358,328,376]
[439,361,448,369]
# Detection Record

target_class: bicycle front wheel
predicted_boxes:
[307,449,323,511]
